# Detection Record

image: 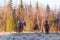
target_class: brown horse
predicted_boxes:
[16,20,26,32]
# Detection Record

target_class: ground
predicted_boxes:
[0,32,60,40]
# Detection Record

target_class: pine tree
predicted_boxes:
[46,4,50,19]
[57,7,60,32]
[15,0,23,19]
[23,2,33,31]
[48,10,56,32]
[5,0,15,32]
[35,2,39,24]
[19,0,23,9]
[34,2,41,32]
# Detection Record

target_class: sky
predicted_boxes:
[0,0,60,9]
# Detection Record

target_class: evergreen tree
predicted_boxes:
[19,0,23,9]
[57,7,60,32]
[5,0,15,32]
[46,4,50,19]
[24,2,33,31]
[48,10,56,32]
